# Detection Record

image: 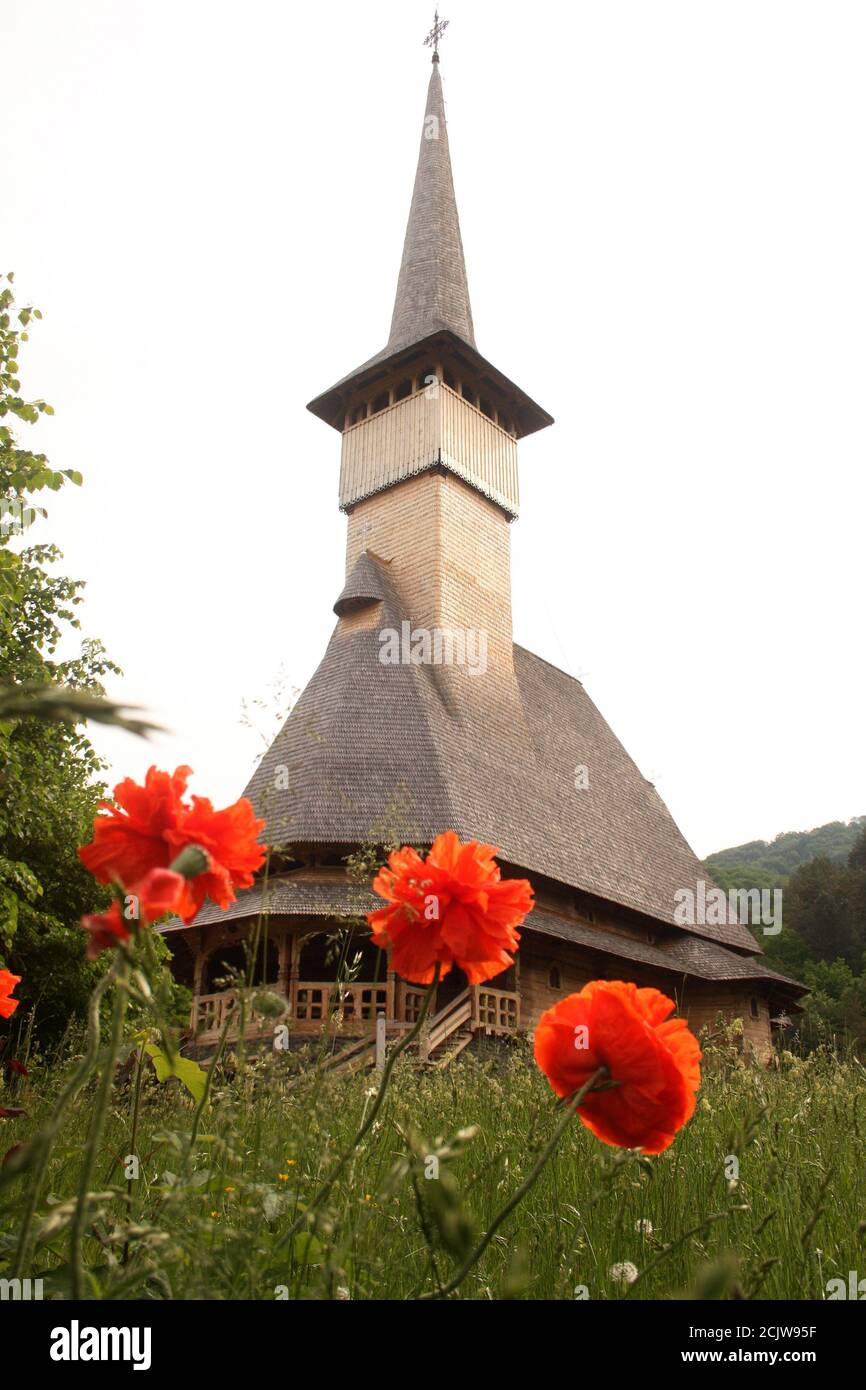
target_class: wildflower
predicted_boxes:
[533,980,701,1154]
[80,867,186,958]
[224,1186,236,1194]
[335,1286,351,1300]
[78,765,266,922]
[609,1261,639,1285]
[210,1210,220,1219]
[278,1173,289,1182]
[0,970,21,1020]
[635,1219,653,1236]
[367,830,533,984]
[364,1193,373,1202]
[285,1159,296,1166]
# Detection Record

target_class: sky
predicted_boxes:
[4,0,865,859]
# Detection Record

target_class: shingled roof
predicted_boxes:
[306,62,552,439]
[333,551,389,616]
[163,56,804,1004]
[230,552,759,955]
[163,873,802,996]
[387,60,474,355]
[532,910,802,991]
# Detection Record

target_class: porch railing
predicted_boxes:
[190,981,520,1048]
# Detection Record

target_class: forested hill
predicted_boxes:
[704,817,866,891]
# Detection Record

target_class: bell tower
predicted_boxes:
[307,34,552,683]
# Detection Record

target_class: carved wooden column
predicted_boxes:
[288,930,301,1018]
[192,929,206,997]
[276,929,291,1002]
[514,953,521,1030]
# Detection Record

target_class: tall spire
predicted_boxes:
[307,47,552,442]
[386,60,475,356]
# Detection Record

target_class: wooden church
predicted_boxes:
[163,42,804,1064]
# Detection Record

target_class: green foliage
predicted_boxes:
[705,817,866,888]
[2,1039,864,1300]
[706,824,866,1051]
[0,273,122,1041]
[0,272,77,632]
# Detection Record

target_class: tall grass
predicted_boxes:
[2,1028,863,1300]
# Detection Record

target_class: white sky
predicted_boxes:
[5,0,865,859]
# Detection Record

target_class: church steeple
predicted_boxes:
[307,58,552,451]
[386,59,475,356]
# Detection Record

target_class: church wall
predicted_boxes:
[678,982,774,1063]
[345,468,515,677]
[518,931,774,1063]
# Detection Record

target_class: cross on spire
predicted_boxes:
[423,9,449,62]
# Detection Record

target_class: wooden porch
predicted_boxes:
[189,979,520,1064]
[176,918,520,1064]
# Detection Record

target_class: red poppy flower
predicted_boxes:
[78,765,191,887]
[367,830,533,985]
[169,794,267,920]
[80,867,186,959]
[78,766,266,922]
[533,980,701,1155]
[0,970,21,1020]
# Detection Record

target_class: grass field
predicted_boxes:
[2,1025,864,1301]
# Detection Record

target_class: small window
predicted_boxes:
[418,366,437,391]
[443,367,457,390]
[353,405,367,425]
[548,964,561,991]
[394,378,412,402]
[371,391,389,415]
[461,383,476,406]
[750,996,760,1020]
[479,397,495,421]
[574,894,597,924]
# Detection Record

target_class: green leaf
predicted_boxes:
[292,1232,326,1266]
[144,1043,207,1105]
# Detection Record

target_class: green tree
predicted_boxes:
[0,273,116,1039]
[784,857,857,966]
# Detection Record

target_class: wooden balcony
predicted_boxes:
[339,383,519,517]
[189,979,520,1060]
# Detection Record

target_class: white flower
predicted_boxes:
[635,1219,653,1236]
[335,1286,351,1300]
[609,1261,639,1285]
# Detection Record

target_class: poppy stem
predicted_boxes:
[10,967,115,1280]
[419,1064,610,1300]
[69,954,131,1298]
[276,963,442,1251]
